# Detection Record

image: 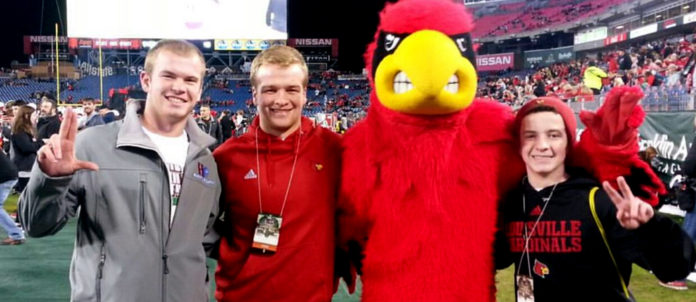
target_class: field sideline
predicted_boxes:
[2,194,694,301]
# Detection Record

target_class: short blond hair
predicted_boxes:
[144,40,205,77]
[250,45,308,88]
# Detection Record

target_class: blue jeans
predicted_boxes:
[684,208,696,273]
[684,208,696,244]
[0,179,23,240]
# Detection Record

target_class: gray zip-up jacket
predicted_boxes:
[19,99,221,302]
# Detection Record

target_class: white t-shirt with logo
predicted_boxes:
[142,126,189,226]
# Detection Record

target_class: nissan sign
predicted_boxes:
[476,53,514,71]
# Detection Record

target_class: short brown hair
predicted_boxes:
[144,40,205,78]
[250,45,308,88]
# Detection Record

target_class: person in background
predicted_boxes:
[77,98,105,130]
[583,61,607,95]
[10,105,41,193]
[668,115,696,289]
[218,109,233,142]
[37,97,60,142]
[196,103,223,150]
[0,148,23,245]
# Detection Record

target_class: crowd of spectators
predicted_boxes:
[477,37,696,111]
[203,70,371,136]
[4,35,696,138]
[479,0,623,38]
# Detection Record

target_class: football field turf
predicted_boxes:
[2,194,694,301]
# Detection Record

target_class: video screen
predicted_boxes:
[67,0,287,40]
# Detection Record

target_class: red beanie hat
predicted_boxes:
[514,97,577,146]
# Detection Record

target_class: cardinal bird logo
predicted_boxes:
[529,205,542,217]
[533,259,550,278]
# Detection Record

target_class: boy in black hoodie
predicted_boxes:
[495,97,695,301]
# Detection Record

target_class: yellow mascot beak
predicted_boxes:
[374,30,478,115]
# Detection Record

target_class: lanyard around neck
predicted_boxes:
[255,127,302,216]
[517,180,559,277]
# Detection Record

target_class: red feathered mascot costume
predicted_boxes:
[338,0,665,301]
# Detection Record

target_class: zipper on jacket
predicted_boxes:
[162,254,169,275]
[139,174,147,234]
[158,158,169,302]
[96,245,106,302]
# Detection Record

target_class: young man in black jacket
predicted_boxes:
[495,97,695,301]
[196,103,223,150]
[37,98,60,142]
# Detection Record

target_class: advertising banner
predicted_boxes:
[574,26,608,45]
[214,39,285,51]
[576,112,696,186]
[630,23,658,39]
[28,36,69,43]
[476,53,514,71]
[659,17,683,31]
[287,38,339,58]
[288,38,336,47]
[638,112,695,186]
[604,32,628,46]
[684,11,696,24]
[524,46,574,69]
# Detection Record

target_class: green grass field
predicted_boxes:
[2,194,694,301]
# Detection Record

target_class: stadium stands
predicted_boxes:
[472,0,632,39]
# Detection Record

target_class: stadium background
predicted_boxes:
[1,0,696,300]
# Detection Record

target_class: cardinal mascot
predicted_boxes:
[337,0,665,301]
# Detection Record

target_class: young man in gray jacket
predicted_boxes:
[19,40,221,302]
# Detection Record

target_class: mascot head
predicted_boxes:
[366,0,477,115]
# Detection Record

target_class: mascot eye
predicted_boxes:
[449,33,477,71]
[371,31,411,76]
[455,37,468,53]
[385,34,401,52]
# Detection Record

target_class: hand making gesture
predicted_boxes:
[37,108,99,177]
[602,176,654,230]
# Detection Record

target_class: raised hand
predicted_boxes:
[37,108,99,177]
[602,176,654,230]
[579,85,644,146]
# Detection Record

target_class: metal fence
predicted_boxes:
[566,88,695,113]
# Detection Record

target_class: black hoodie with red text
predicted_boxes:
[495,170,695,302]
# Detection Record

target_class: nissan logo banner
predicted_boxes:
[524,46,575,69]
[476,53,515,72]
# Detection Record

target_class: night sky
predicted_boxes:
[0,0,397,72]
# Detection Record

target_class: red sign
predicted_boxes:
[604,33,628,46]
[78,39,93,48]
[476,53,514,71]
[88,39,142,50]
[663,19,677,29]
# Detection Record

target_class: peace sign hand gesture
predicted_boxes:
[37,108,99,177]
[602,176,654,230]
